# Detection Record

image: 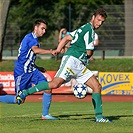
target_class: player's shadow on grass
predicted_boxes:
[108,114,133,121]
[57,113,94,120]
[31,113,94,121]
[58,114,133,121]
[31,114,133,122]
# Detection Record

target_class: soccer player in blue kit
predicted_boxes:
[0,20,57,120]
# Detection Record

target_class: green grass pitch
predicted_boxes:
[0,101,133,133]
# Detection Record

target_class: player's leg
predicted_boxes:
[0,74,21,104]
[32,70,57,120]
[85,76,102,117]
[42,91,57,120]
[75,58,111,123]
[20,76,64,94]
[85,76,111,122]
[0,95,16,104]
[41,78,64,119]
[19,81,50,96]
[17,77,64,105]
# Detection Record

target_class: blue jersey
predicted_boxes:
[14,32,47,93]
[14,32,39,76]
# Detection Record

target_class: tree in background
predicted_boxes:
[0,0,10,61]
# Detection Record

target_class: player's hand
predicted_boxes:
[52,50,58,56]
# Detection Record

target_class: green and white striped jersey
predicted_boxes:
[65,22,95,65]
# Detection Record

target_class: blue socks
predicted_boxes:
[42,92,52,116]
[0,95,16,104]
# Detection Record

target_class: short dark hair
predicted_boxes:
[93,8,107,19]
[34,20,48,27]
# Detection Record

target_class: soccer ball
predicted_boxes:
[73,83,88,99]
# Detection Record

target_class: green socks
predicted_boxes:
[23,82,50,96]
[92,93,103,118]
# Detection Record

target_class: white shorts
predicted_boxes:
[55,55,94,83]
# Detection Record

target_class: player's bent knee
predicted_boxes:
[92,83,102,93]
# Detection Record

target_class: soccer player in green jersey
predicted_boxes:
[17,8,111,122]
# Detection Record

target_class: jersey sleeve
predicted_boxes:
[29,38,39,48]
[95,33,98,40]
[86,42,94,50]
[84,31,94,50]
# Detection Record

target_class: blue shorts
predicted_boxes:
[14,69,47,94]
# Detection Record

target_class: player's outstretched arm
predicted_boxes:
[32,46,53,55]
[57,35,72,53]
